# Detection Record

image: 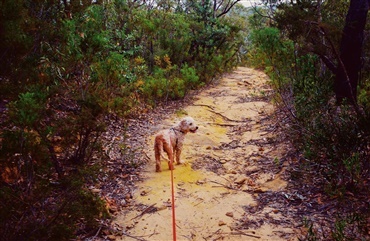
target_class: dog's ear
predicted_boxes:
[179,119,187,130]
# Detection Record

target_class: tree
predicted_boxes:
[335,0,370,105]
[274,0,370,106]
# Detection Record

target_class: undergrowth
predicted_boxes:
[246,12,370,240]
[0,1,248,239]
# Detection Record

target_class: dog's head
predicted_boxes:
[178,116,198,134]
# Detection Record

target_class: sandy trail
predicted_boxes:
[116,67,297,241]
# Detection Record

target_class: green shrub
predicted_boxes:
[141,76,168,102]
[301,212,368,241]
[358,78,370,112]
[180,64,200,89]
[0,173,108,241]
[141,75,186,103]
[168,77,186,99]
[10,91,46,128]
[0,0,247,239]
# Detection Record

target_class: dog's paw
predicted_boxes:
[178,160,189,166]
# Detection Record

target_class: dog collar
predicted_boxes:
[171,128,185,134]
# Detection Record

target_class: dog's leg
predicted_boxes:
[175,148,182,165]
[175,149,182,164]
[154,138,162,172]
[175,143,184,164]
[163,143,175,170]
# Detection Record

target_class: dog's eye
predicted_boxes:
[189,123,193,125]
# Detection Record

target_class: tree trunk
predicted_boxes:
[334,0,369,104]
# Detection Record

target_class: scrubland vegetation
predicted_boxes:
[1,0,369,240]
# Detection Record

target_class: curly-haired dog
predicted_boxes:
[154,117,198,172]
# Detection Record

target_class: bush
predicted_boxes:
[141,75,186,103]
[1,86,107,240]
[0,167,109,241]
[180,64,200,89]
[0,0,247,239]
[168,77,186,99]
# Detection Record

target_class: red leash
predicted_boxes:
[170,161,177,241]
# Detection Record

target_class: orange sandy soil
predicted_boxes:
[115,67,298,241]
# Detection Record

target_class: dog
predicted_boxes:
[154,117,198,172]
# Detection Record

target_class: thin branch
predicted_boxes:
[207,109,248,123]
[210,180,239,190]
[121,232,148,241]
[131,203,157,220]
[251,3,275,22]
[192,103,215,110]
[216,0,241,18]
[232,229,261,239]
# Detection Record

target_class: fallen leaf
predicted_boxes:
[107,235,116,240]
[226,212,234,217]
[235,178,247,185]
[218,221,227,226]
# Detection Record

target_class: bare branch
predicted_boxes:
[216,0,241,18]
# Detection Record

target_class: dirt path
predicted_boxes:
[116,67,298,241]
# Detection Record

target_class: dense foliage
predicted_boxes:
[0,0,248,239]
[247,0,370,240]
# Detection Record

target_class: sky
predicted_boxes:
[239,0,263,7]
